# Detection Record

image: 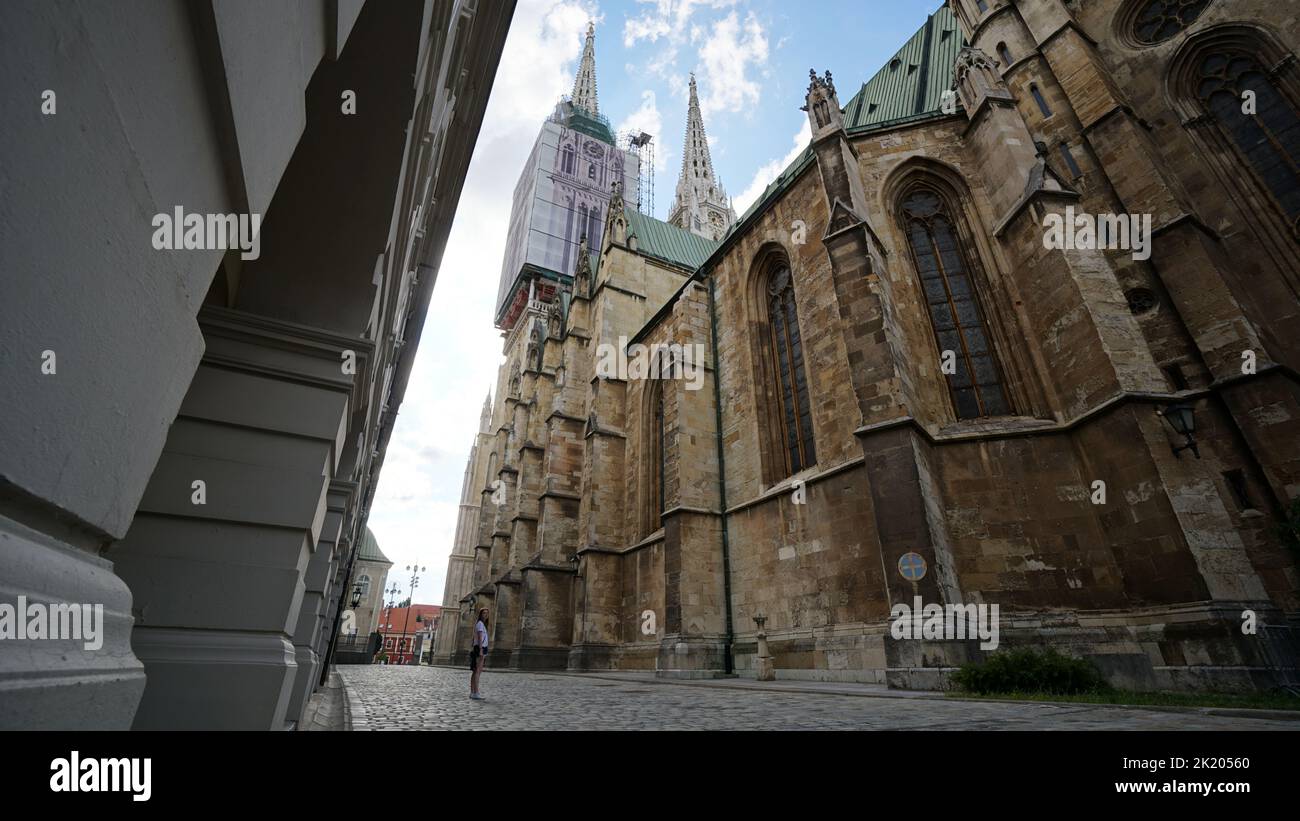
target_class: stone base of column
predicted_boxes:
[655,636,729,679]
[0,513,145,730]
[129,628,297,730]
[285,645,321,729]
[512,645,571,670]
[567,642,620,670]
[879,602,1297,693]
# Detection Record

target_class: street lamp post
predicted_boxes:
[399,564,426,664]
[380,582,400,663]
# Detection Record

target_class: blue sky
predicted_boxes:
[598,0,948,217]
[367,0,950,607]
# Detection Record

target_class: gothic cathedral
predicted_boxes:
[434,0,1300,693]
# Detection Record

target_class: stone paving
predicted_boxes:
[337,665,1300,731]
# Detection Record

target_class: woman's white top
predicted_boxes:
[475,620,489,651]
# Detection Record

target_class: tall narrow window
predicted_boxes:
[1059,142,1083,178]
[766,266,817,475]
[1030,83,1052,117]
[901,188,1011,419]
[997,42,1013,67]
[562,143,575,175]
[1223,469,1255,511]
[587,205,601,249]
[1193,49,1300,235]
[976,0,989,12]
[645,381,666,534]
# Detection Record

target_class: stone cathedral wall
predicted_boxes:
[442,0,1300,693]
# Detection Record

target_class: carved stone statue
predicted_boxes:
[574,234,591,298]
[548,299,563,338]
[527,319,544,370]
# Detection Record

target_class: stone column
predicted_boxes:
[315,480,357,674]
[286,480,352,727]
[107,307,363,730]
[284,534,332,728]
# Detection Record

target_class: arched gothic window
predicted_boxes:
[765,265,816,476]
[901,187,1011,419]
[643,380,666,536]
[1132,0,1212,45]
[1192,48,1300,237]
[562,143,576,175]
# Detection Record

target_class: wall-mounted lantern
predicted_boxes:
[1158,402,1199,459]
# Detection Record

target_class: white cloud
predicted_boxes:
[733,117,811,216]
[697,11,769,117]
[367,0,598,606]
[624,0,740,84]
[481,0,603,140]
[615,89,672,185]
[623,0,737,47]
[616,89,664,144]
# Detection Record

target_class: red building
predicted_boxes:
[377,604,441,665]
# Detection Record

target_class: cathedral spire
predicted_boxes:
[480,389,493,434]
[668,74,735,241]
[571,22,599,115]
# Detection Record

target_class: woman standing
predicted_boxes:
[470,607,490,700]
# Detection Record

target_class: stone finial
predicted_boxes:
[608,180,628,246]
[954,46,1012,114]
[573,233,592,297]
[801,68,843,137]
[802,68,836,100]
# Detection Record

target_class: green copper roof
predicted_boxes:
[357,526,391,564]
[843,5,964,130]
[563,102,616,145]
[625,208,719,271]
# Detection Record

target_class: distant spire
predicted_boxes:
[667,74,735,241]
[480,389,493,434]
[571,22,599,115]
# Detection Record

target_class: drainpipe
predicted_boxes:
[706,275,735,674]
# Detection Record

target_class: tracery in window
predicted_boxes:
[901,188,1011,419]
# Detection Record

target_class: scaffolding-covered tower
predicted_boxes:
[627,131,654,216]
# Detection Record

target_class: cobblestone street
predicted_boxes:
[338,666,1300,731]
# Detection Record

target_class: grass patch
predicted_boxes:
[947,689,1300,712]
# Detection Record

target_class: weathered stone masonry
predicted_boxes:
[436,1,1300,692]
